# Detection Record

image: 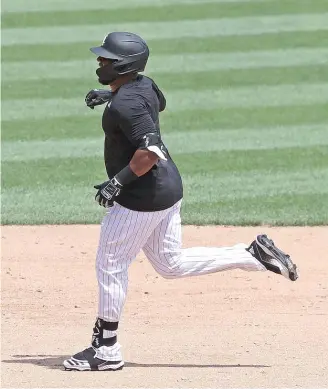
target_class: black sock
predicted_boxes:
[92,318,118,347]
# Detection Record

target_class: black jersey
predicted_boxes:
[101,75,183,211]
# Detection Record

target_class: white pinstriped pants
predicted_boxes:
[96,199,266,321]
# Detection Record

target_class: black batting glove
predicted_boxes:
[94,178,123,208]
[85,89,112,109]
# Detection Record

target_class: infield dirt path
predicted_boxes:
[1,225,327,388]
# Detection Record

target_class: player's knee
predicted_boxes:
[145,250,183,278]
[153,260,183,279]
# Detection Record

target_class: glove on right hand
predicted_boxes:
[94,178,122,208]
[85,89,112,109]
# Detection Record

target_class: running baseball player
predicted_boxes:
[63,32,298,371]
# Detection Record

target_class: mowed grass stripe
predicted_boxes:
[4,49,328,82]
[183,193,328,225]
[3,31,327,62]
[4,146,326,189]
[184,169,328,203]
[3,14,328,46]
[2,83,328,121]
[3,104,328,142]
[2,124,327,162]
[2,170,328,225]
[2,0,272,13]
[176,146,328,175]
[3,0,326,28]
[3,65,327,100]
[159,83,328,111]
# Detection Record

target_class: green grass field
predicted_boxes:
[2,0,328,225]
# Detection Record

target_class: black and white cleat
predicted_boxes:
[247,234,298,281]
[63,347,124,371]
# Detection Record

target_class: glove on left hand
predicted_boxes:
[94,178,123,208]
[85,89,112,109]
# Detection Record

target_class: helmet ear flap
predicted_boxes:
[114,63,129,73]
[114,61,140,75]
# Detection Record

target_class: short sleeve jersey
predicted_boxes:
[101,75,183,211]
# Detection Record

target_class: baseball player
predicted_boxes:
[63,32,298,371]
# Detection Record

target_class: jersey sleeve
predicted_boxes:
[112,97,167,161]
[112,98,156,146]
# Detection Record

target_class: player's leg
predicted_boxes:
[143,200,298,280]
[64,203,165,371]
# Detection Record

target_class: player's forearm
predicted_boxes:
[129,149,159,177]
[114,149,158,188]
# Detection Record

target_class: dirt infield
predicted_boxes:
[1,225,328,388]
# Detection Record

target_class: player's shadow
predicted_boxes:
[3,355,270,370]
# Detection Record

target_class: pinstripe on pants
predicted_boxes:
[96,200,265,321]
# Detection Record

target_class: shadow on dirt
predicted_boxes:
[3,355,270,370]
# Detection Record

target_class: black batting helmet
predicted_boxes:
[90,31,149,75]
